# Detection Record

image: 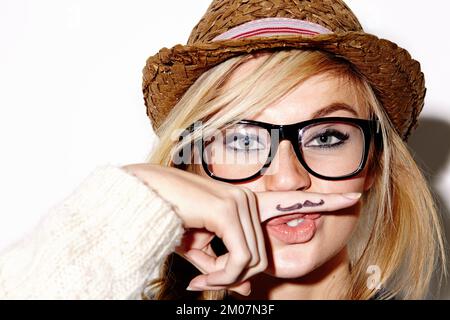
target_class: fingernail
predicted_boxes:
[186,285,202,291]
[188,278,206,290]
[343,192,362,200]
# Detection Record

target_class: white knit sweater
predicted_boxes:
[0,165,185,299]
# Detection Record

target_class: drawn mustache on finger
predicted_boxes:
[276,199,324,212]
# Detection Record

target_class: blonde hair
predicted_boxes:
[142,49,447,300]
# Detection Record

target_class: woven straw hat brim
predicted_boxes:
[142,31,425,141]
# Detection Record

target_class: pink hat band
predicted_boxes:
[213,17,333,41]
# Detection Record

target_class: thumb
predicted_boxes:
[228,280,252,296]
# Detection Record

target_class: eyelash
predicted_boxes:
[305,129,350,148]
[224,133,263,151]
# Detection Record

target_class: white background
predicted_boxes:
[0,0,449,298]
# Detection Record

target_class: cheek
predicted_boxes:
[310,168,369,194]
[319,205,360,254]
[306,152,373,193]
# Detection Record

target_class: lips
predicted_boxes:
[265,213,322,245]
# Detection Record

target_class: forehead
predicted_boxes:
[223,54,367,124]
[253,74,363,123]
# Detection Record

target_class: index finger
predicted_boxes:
[255,191,362,223]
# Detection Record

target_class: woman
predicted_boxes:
[0,0,446,300]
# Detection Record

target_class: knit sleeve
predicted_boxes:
[0,164,185,299]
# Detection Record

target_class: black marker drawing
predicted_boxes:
[276,199,324,211]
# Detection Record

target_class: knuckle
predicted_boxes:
[242,187,257,203]
[222,198,237,215]
[213,196,234,213]
[239,186,253,197]
[230,187,246,201]
[250,255,260,267]
[241,187,258,210]
[238,249,252,266]
[211,195,223,210]
[259,258,268,272]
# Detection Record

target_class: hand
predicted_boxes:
[122,163,265,296]
[122,163,361,296]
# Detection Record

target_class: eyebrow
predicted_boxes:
[311,102,358,119]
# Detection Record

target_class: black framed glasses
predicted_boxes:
[177,117,382,182]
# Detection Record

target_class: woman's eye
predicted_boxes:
[305,130,349,148]
[225,134,265,151]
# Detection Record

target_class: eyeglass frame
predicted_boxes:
[177,116,383,183]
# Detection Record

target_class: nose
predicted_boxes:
[264,140,311,191]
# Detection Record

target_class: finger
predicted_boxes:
[234,188,259,268]
[241,187,268,273]
[175,229,215,254]
[255,191,362,223]
[190,190,268,284]
[184,250,252,296]
[188,279,252,296]
[185,191,267,291]
[201,206,252,286]
[183,248,223,275]
[228,280,252,296]
[186,241,263,288]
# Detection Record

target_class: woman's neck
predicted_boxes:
[231,247,351,300]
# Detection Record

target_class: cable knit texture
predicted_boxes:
[0,165,185,299]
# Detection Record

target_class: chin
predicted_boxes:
[264,241,325,278]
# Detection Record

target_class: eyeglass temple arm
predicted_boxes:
[373,119,383,151]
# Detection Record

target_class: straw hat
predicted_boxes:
[142,0,425,141]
